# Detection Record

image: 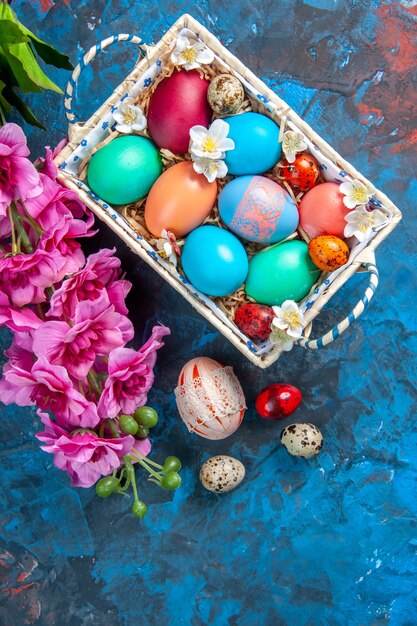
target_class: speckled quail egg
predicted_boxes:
[280,423,323,459]
[207,74,245,115]
[199,455,245,493]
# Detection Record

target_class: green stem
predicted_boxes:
[19,199,44,237]
[105,418,119,438]
[11,206,33,253]
[129,452,162,481]
[131,452,163,470]
[36,303,46,321]
[8,205,17,254]
[125,457,140,502]
[87,369,102,397]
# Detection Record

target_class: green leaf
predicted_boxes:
[0,79,11,114]
[19,23,73,70]
[2,85,46,129]
[1,41,63,94]
[0,19,30,45]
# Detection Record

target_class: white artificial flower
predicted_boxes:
[282,130,308,163]
[269,327,295,352]
[113,100,147,133]
[189,119,235,160]
[344,205,387,242]
[170,36,214,70]
[156,229,180,267]
[271,300,305,339]
[339,179,376,209]
[192,157,228,183]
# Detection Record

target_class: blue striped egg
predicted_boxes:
[218,175,299,244]
[224,112,281,175]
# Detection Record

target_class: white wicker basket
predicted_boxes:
[55,14,402,369]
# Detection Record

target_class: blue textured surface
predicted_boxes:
[0,1,416,625]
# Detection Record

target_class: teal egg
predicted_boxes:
[182,225,248,297]
[245,240,319,305]
[87,135,162,205]
[224,112,281,175]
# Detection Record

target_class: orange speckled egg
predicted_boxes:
[308,235,349,271]
[299,181,350,239]
[144,161,217,238]
[174,357,246,440]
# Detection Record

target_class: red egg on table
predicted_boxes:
[281,152,320,193]
[256,384,302,420]
[175,357,246,440]
[147,70,212,154]
[298,181,350,239]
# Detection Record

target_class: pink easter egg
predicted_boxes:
[175,357,246,440]
[298,182,350,239]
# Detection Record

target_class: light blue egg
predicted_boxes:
[218,175,299,244]
[224,112,281,175]
[181,225,248,297]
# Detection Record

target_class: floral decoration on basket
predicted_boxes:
[0,123,182,519]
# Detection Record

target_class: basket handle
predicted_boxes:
[296,261,379,350]
[64,34,144,124]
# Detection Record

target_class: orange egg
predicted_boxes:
[144,161,217,238]
[175,357,246,440]
[308,235,349,271]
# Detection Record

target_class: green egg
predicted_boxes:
[87,135,162,205]
[245,240,319,306]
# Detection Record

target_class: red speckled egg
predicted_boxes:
[281,152,320,193]
[147,70,212,154]
[308,235,349,271]
[299,182,350,239]
[234,303,274,342]
[256,384,302,420]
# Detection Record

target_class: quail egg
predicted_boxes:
[280,423,323,459]
[207,74,245,115]
[199,455,245,493]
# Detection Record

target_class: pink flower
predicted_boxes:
[25,173,93,231]
[98,325,170,419]
[0,249,60,307]
[35,411,141,488]
[48,248,131,319]
[33,296,134,378]
[33,139,67,180]
[0,123,42,217]
[0,357,99,428]
[38,211,95,281]
[0,291,42,333]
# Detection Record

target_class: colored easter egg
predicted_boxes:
[207,74,244,115]
[224,112,282,175]
[308,235,349,271]
[87,135,162,205]
[281,152,320,193]
[144,161,217,237]
[147,70,211,153]
[181,225,248,297]
[256,383,302,420]
[218,175,299,244]
[234,303,274,342]
[299,182,350,239]
[245,240,319,306]
[175,357,246,440]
